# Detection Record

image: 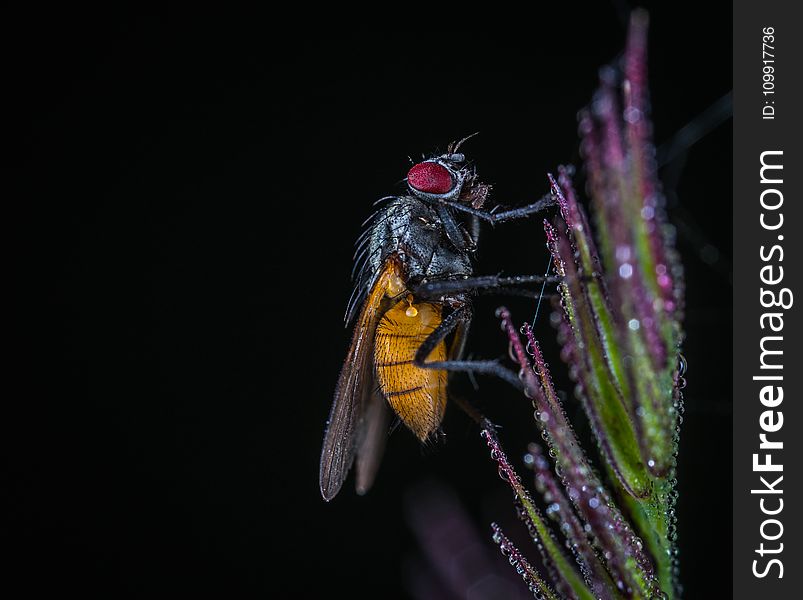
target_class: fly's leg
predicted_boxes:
[447,310,470,363]
[450,393,494,429]
[413,273,563,300]
[436,204,477,252]
[469,214,481,248]
[412,304,522,390]
[444,192,556,225]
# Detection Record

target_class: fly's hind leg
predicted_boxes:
[412,303,522,391]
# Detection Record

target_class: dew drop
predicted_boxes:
[624,106,641,123]
[677,353,688,376]
[619,263,633,279]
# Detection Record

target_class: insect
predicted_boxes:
[319,138,555,501]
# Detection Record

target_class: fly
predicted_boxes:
[320,138,556,501]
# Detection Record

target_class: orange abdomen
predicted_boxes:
[374,299,447,441]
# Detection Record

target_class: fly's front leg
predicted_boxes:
[444,191,556,225]
[436,204,476,252]
[413,303,522,390]
[468,214,480,249]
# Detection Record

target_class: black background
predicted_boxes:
[8,4,731,598]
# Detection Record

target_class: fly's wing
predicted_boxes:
[319,261,397,501]
[319,334,373,502]
[354,387,391,495]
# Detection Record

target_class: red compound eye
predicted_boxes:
[407,161,454,194]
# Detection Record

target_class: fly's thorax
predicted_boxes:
[369,196,473,283]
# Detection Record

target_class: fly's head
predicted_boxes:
[406,137,491,209]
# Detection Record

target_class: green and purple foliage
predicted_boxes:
[483,11,685,599]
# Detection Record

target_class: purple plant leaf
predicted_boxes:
[491,523,561,600]
[479,10,683,598]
